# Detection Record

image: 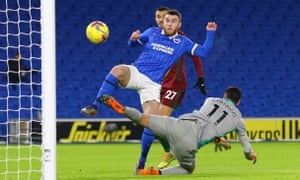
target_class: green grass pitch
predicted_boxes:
[56,142,300,180]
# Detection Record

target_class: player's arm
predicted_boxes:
[187,22,217,58]
[236,120,257,164]
[190,55,204,78]
[181,29,207,95]
[190,55,206,95]
[128,28,151,47]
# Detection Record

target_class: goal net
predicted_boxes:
[0,0,56,179]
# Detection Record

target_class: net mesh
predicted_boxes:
[0,0,42,179]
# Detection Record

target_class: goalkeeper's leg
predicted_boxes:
[137,165,191,175]
[158,92,182,169]
[100,94,156,173]
[99,95,148,125]
[160,165,191,174]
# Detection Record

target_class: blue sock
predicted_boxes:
[93,73,118,108]
[138,128,155,169]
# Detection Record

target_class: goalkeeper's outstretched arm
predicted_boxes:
[236,121,257,164]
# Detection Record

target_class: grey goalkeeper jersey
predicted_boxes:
[178,97,253,153]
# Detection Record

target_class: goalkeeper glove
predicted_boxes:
[244,151,257,164]
[214,137,231,152]
[193,77,206,96]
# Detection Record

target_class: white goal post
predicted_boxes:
[41,0,56,180]
[0,0,56,179]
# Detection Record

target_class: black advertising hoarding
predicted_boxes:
[57,118,144,143]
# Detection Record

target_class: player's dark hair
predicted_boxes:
[166,9,182,21]
[225,86,242,104]
[156,6,169,11]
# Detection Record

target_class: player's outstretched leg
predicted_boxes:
[98,94,125,114]
[80,73,119,116]
[80,104,98,116]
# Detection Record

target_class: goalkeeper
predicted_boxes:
[99,86,257,175]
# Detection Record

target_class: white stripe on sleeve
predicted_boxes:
[191,44,198,55]
[137,39,143,45]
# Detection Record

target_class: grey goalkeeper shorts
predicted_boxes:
[148,115,202,170]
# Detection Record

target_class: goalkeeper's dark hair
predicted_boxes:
[166,9,182,21]
[156,6,170,11]
[225,86,242,104]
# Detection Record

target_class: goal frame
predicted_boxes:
[41,0,56,179]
